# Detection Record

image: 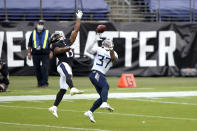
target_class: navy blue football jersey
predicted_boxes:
[50,39,74,66]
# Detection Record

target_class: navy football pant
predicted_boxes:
[89,70,109,112]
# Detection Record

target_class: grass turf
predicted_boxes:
[0,76,197,131]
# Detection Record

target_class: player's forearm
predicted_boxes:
[110,50,117,62]
[28,47,32,54]
[70,19,81,43]
[74,18,81,32]
[54,47,71,55]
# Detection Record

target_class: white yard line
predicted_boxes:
[1,91,197,102]
[0,121,109,131]
[115,88,153,90]
[124,98,197,106]
[0,104,196,121]
[97,112,197,121]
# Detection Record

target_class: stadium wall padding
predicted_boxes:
[0,21,197,76]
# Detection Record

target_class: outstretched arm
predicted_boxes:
[70,10,83,44]
[86,34,101,55]
[54,47,71,55]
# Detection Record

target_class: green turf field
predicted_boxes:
[0,76,197,131]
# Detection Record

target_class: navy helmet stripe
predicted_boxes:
[60,64,69,76]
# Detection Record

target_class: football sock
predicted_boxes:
[54,89,67,106]
[66,75,74,89]
[90,98,102,112]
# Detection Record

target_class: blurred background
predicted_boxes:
[0,0,197,77]
[0,1,197,131]
[0,0,196,22]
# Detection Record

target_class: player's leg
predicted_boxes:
[100,76,109,103]
[89,94,102,112]
[49,64,69,118]
[54,76,68,106]
[59,63,73,88]
[99,75,114,112]
[60,62,83,95]
[49,89,66,118]
[84,71,102,123]
[90,71,103,112]
[32,55,42,87]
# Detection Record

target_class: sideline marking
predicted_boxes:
[0,121,110,131]
[0,104,196,121]
[1,91,197,102]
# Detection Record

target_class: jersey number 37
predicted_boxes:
[96,54,111,68]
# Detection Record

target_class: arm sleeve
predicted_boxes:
[86,41,97,55]
[28,33,33,48]
[65,38,72,46]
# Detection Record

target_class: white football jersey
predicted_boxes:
[91,47,118,74]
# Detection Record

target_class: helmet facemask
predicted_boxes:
[50,32,64,44]
[102,39,113,51]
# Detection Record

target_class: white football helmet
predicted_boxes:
[102,38,114,50]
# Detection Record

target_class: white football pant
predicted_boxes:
[57,62,72,90]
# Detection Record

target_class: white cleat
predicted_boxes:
[84,111,96,123]
[70,87,84,96]
[100,102,114,112]
[49,106,58,118]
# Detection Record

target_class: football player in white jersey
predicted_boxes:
[84,34,118,123]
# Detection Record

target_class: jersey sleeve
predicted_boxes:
[64,39,72,46]
[89,46,98,55]
[86,41,98,55]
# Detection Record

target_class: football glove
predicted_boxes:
[94,33,102,43]
[76,10,83,19]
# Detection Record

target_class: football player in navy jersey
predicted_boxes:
[48,10,83,118]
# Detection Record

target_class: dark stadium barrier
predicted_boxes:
[0,21,197,76]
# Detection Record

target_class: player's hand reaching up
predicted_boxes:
[76,10,83,19]
[94,33,102,43]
